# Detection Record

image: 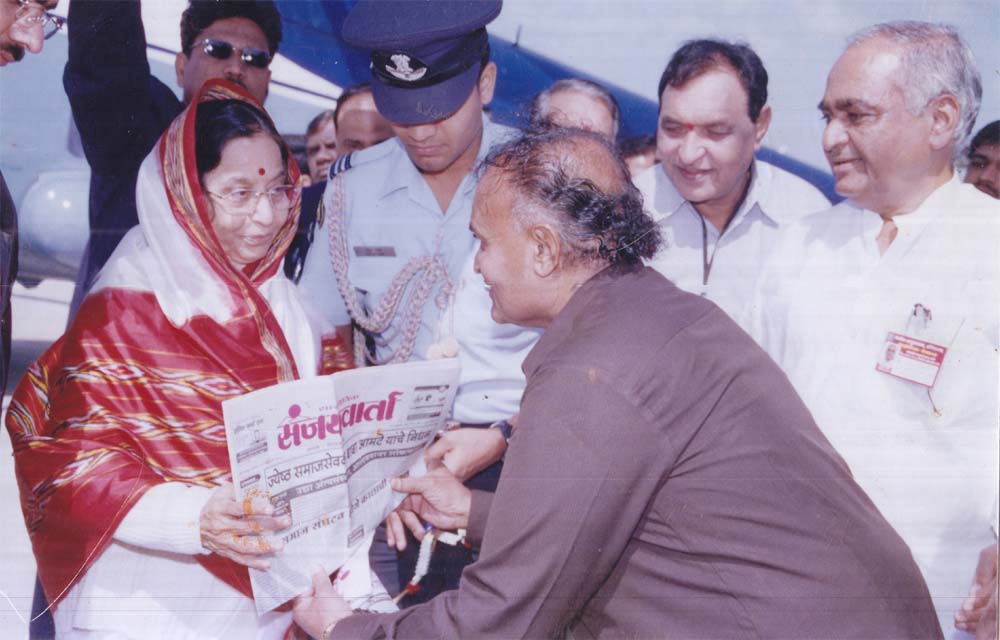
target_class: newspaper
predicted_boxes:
[222,357,461,614]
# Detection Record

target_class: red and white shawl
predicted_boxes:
[5,80,319,607]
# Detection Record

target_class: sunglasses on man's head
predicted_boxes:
[200,38,272,69]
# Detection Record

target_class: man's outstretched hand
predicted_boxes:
[424,426,506,481]
[385,467,471,551]
[293,571,354,639]
[955,542,998,638]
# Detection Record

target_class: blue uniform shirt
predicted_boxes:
[298,117,538,423]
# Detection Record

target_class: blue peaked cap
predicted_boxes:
[342,0,502,125]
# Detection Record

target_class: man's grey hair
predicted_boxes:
[849,21,982,152]
[529,78,621,140]
[480,129,659,268]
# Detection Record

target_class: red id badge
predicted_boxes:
[874,332,948,387]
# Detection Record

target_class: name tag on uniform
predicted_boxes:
[875,332,948,387]
[354,246,396,257]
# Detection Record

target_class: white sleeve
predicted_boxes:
[114,482,214,555]
[297,185,352,327]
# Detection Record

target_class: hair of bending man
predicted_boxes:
[848,21,981,150]
[481,127,660,267]
[658,38,768,123]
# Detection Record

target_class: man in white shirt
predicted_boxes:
[636,39,829,324]
[751,21,998,638]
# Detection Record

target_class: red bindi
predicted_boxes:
[258,167,266,176]
[682,122,695,132]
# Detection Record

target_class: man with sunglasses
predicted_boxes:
[2,0,62,394]
[63,0,282,317]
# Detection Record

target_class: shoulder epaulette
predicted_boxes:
[328,152,354,179]
[327,139,397,181]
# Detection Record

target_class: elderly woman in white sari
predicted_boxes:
[5,80,365,638]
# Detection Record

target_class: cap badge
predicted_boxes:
[386,54,427,82]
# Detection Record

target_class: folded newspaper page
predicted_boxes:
[222,357,461,614]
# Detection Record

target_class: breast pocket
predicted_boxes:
[915,287,995,425]
[351,251,407,307]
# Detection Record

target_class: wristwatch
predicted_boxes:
[489,419,514,446]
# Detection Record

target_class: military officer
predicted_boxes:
[297,0,538,603]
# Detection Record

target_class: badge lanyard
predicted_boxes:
[905,303,932,334]
[910,304,942,415]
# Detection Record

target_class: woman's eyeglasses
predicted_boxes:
[207,185,298,217]
[200,38,272,69]
[15,0,66,40]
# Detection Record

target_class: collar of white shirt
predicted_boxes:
[851,172,961,258]
[649,159,783,232]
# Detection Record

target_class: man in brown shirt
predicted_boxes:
[294,128,942,639]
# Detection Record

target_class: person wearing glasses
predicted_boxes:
[26,5,284,634]
[0,0,61,65]
[2,0,62,396]
[63,0,282,320]
[750,22,997,638]
[293,127,942,640]
[5,79,358,639]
